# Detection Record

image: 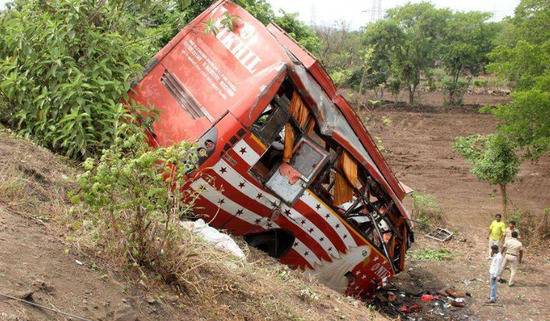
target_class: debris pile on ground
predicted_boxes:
[373,284,472,320]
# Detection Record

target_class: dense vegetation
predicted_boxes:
[452,0,549,220]
[486,0,550,160]
[317,2,501,106]
[0,0,320,159]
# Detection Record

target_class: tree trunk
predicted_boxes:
[408,86,414,105]
[448,67,463,105]
[499,184,508,219]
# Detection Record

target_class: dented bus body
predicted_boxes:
[128,0,413,297]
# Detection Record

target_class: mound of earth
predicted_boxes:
[0,127,385,321]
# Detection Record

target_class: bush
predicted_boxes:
[473,79,489,88]
[74,121,201,284]
[330,69,354,87]
[0,0,156,159]
[509,208,550,246]
[443,77,469,106]
[411,192,444,231]
[387,78,401,100]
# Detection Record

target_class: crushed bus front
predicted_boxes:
[128,0,414,297]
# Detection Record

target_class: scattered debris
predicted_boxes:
[450,298,465,308]
[426,227,453,242]
[420,293,437,302]
[373,283,472,320]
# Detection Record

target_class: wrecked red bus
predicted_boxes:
[128,0,413,297]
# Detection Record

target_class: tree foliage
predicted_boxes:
[384,3,450,105]
[274,11,321,55]
[315,21,363,87]
[344,2,500,105]
[440,12,500,105]
[0,0,157,159]
[454,134,520,216]
[0,0,319,159]
[486,0,550,158]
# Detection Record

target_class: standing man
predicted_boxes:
[488,214,506,257]
[505,220,520,241]
[488,244,503,303]
[500,231,523,286]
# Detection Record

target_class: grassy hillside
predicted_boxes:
[0,126,387,321]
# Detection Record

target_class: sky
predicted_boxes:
[0,0,521,29]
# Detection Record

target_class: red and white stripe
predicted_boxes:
[292,238,322,268]
[193,135,364,270]
[232,137,263,166]
[212,159,280,209]
[281,204,341,260]
[300,190,359,250]
[190,178,275,230]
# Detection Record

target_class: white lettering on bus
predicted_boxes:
[216,28,262,73]
[371,263,390,280]
[210,7,262,74]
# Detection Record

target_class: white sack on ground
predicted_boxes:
[181,219,245,259]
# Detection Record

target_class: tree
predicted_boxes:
[364,3,450,105]
[487,87,550,159]
[487,0,550,158]
[315,21,363,87]
[454,134,520,217]
[440,12,500,105]
[274,11,321,55]
[0,0,319,159]
[362,20,403,98]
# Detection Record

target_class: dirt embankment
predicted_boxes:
[0,128,385,321]
[363,99,550,321]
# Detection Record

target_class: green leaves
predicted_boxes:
[362,4,500,105]
[273,11,321,55]
[490,90,550,159]
[453,134,520,186]
[364,3,452,104]
[486,0,550,159]
[0,0,154,159]
[76,125,198,264]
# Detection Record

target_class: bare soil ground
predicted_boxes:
[363,93,550,321]
[0,128,385,321]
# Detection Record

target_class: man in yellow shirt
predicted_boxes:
[488,214,506,257]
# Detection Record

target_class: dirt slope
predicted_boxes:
[364,102,550,321]
[0,128,385,321]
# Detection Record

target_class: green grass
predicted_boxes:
[411,248,454,261]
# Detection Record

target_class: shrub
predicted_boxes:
[473,79,489,88]
[387,78,401,101]
[74,120,201,284]
[453,134,519,217]
[411,192,444,231]
[0,0,156,159]
[443,77,469,106]
[509,208,550,246]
